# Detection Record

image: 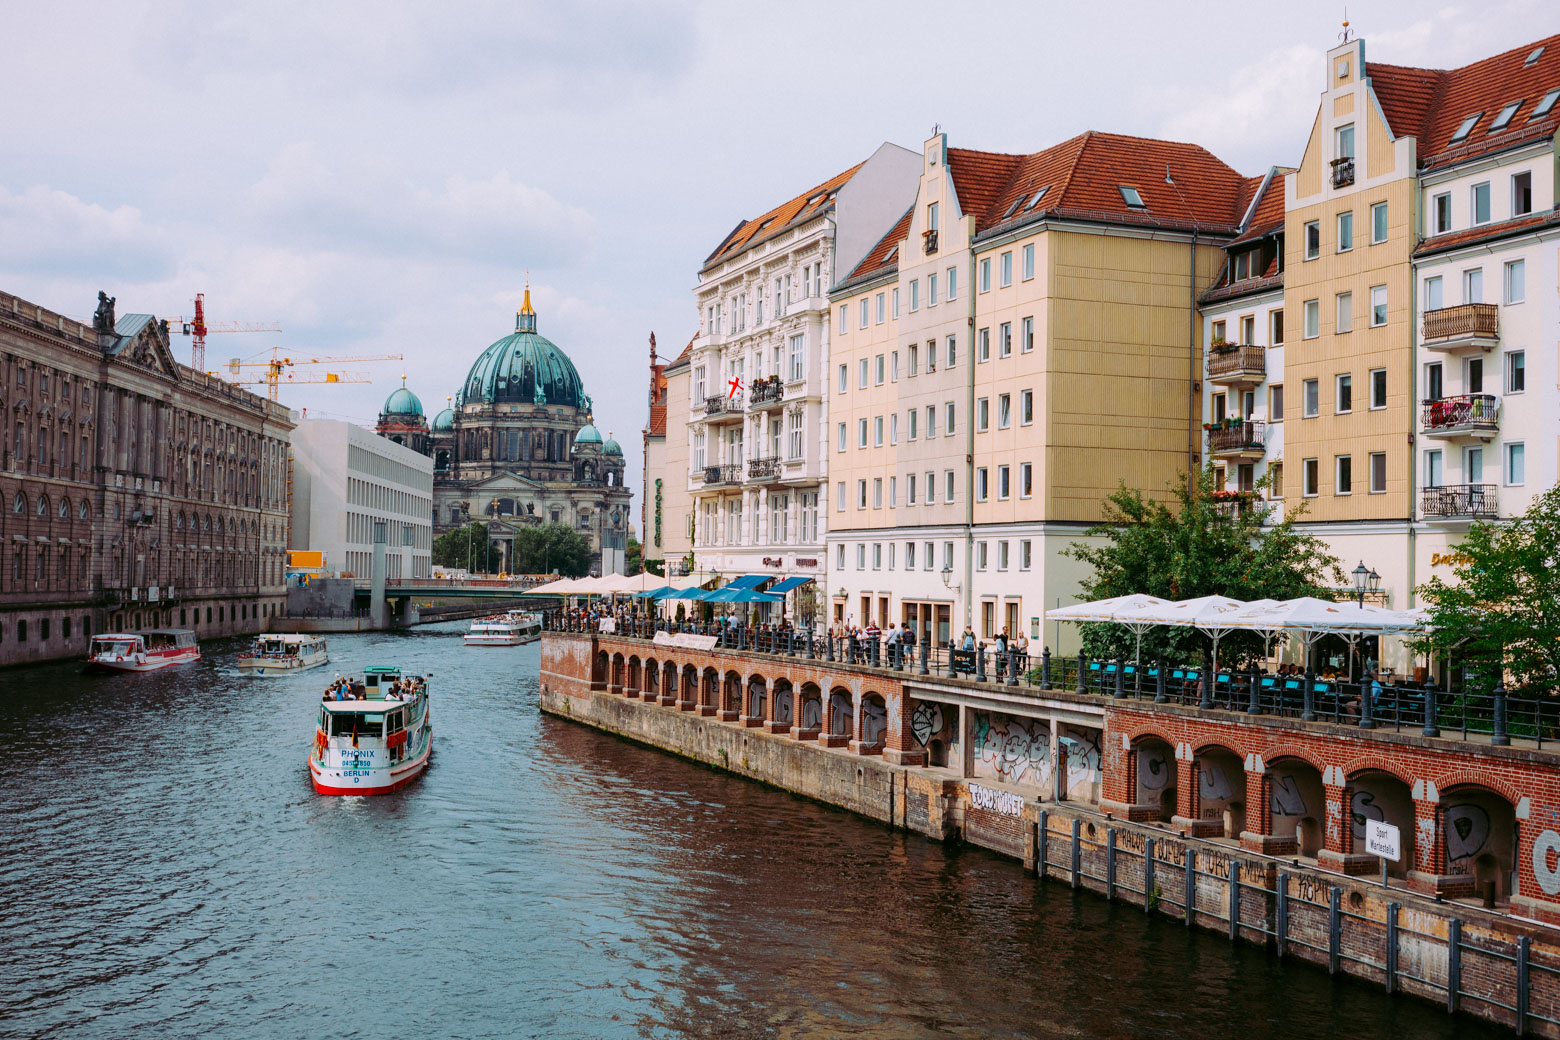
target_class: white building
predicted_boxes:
[685,142,920,588]
[290,419,434,579]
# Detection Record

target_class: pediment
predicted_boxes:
[466,470,548,492]
[105,314,181,380]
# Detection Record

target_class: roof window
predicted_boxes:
[1534,89,1560,118]
[1000,196,1023,220]
[1490,101,1523,131]
[1526,46,1545,66]
[1450,113,1482,143]
[883,246,898,264]
[1119,186,1146,208]
[1027,187,1049,209]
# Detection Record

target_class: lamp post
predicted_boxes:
[1352,561,1381,606]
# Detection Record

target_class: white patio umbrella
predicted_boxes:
[1113,595,1249,680]
[1047,595,1172,689]
[525,576,587,596]
[1221,598,1423,680]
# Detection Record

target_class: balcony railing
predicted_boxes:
[1422,303,1498,349]
[747,456,781,480]
[1206,343,1266,383]
[705,394,742,418]
[1422,484,1498,520]
[748,376,783,408]
[923,229,939,255]
[1421,394,1500,437]
[1330,156,1355,188]
[1207,420,1264,455]
[703,464,740,486]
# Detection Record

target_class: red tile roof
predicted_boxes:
[840,206,912,288]
[1368,33,1560,171]
[1414,206,1560,257]
[701,162,865,273]
[949,131,1250,239]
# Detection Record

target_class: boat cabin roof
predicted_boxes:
[363,666,401,676]
[258,634,323,645]
[94,633,142,640]
[322,697,404,712]
[145,629,195,636]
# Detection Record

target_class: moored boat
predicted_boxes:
[87,629,201,672]
[309,667,432,795]
[236,634,329,676]
[465,611,542,646]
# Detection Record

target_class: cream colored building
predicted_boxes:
[642,336,695,574]
[827,130,1248,649]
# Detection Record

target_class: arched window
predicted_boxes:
[58,497,69,518]
[78,500,89,521]
[36,495,48,516]
[12,492,23,513]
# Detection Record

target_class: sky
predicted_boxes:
[1,0,1551,528]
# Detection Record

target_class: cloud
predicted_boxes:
[0,184,176,281]
[1149,44,1321,173]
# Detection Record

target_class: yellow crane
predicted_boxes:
[223,346,405,402]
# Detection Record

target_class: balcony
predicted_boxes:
[1330,156,1355,188]
[748,376,784,410]
[704,394,744,423]
[1422,303,1498,354]
[1211,490,1263,519]
[1206,420,1265,460]
[1206,343,1266,387]
[923,229,939,255]
[747,456,781,481]
[702,464,741,487]
[1421,394,1500,441]
[1422,484,1498,522]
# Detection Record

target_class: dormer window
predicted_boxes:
[1233,251,1250,281]
[1534,89,1560,119]
[1526,46,1545,66]
[1119,186,1146,208]
[1489,101,1522,132]
[1450,113,1482,143]
[1027,187,1048,209]
[1001,196,1023,220]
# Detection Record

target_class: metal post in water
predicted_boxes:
[1328,886,1341,974]
[1276,874,1289,956]
[1106,829,1117,900]
[1385,902,1399,994]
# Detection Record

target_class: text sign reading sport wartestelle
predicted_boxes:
[653,631,718,652]
[1365,819,1401,862]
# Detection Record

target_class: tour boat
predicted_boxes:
[464,612,542,646]
[86,629,201,672]
[309,667,433,795]
[236,634,329,676]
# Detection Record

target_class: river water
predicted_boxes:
[0,624,1504,1039]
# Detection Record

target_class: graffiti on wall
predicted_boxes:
[1137,746,1172,792]
[773,690,793,726]
[1199,763,1236,803]
[972,713,1052,788]
[828,692,852,736]
[1534,831,1560,896]
[911,702,945,746]
[969,783,1025,817]
[800,695,821,730]
[1060,729,1100,792]
[1350,790,1387,841]
[1269,774,1308,817]
[861,698,887,744]
[1445,803,1491,867]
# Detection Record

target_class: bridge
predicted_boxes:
[351,578,561,601]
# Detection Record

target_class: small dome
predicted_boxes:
[432,407,455,432]
[574,424,602,447]
[603,436,623,456]
[383,384,423,417]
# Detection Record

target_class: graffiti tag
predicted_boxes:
[969,783,1025,817]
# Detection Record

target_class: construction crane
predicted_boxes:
[223,346,405,402]
[162,292,282,370]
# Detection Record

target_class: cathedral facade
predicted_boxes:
[376,291,632,576]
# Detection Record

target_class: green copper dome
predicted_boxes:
[460,297,587,409]
[602,436,623,456]
[574,423,602,446]
[383,385,424,417]
[432,407,455,432]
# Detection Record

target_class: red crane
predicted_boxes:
[163,292,281,370]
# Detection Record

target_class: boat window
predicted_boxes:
[328,713,385,738]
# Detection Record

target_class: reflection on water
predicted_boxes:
[0,624,1501,1038]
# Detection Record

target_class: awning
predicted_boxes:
[725,575,768,590]
[704,587,782,604]
[767,576,813,595]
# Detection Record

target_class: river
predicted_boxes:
[0,624,1504,1038]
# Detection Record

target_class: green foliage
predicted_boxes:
[1414,486,1560,699]
[431,522,501,573]
[511,523,592,578]
[625,537,643,575]
[1065,467,1343,665]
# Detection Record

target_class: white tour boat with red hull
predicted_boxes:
[309,667,432,795]
[87,629,201,672]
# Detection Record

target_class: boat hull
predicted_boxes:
[87,649,201,672]
[464,636,521,646]
[309,738,432,795]
[236,653,329,676]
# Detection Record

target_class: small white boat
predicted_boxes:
[309,667,432,795]
[87,629,201,672]
[465,612,542,646]
[236,634,329,676]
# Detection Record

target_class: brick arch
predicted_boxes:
[1127,728,1177,749]
[1192,739,1246,759]
[1261,745,1328,775]
[1342,756,1414,786]
[1435,771,1523,808]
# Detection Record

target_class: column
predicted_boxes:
[1317,782,1375,875]
[1173,758,1220,837]
[1240,771,1296,855]
[881,688,926,767]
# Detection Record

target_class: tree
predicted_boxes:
[625,536,643,575]
[1414,485,1560,699]
[511,522,592,577]
[432,522,500,573]
[1065,467,1343,666]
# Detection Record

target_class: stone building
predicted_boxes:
[0,289,293,666]
[379,289,632,576]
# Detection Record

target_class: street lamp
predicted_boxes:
[1351,561,1381,606]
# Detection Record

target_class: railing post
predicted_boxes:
[1076,651,1086,695]
[1302,669,1317,721]
[1041,647,1052,688]
[1327,886,1341,975]
[1493,679,1511,746]
[1155,658,1167,703]
[1276,873,1289,957]
[1448,918,1462,1013]
[1199,649,1213,710]
[1113,657,1124,698]
[1106,828,1117,900]
[847,633,857,664]
[826,631,835,661]
[948,642,958,679]
[1071,817,1081,888]
[1247,663,1261,714]
[1422,675,1440,737]
[919,631,930,675]
[1007,649,1019,687]
[806,630,815,660]
[870,636,880,668]
[1144,838,1156,911]
[976,643,987,683]
[1385,902,1399,995]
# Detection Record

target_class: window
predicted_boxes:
[1425,361,1444,401]
[1507,442,1526,485]
[1491,100,1522,131]
[838,305,848,335]
[1468,446,1485,484]
[1424,275,1443,310]
[1336,123,1355,159]
[873,416,883,446]
[888,476,897,507]
[892,288,899,318]
[1505,259,1525,304]
[927,201,939,233]
[1464,267,1483,304]
[906,541,916,567]
[1271,309,1284,345]
[928,273,938,306]
[1021,389,1033,425]
[1020,462,1033,498]
[1303,458,1319,496]
[837,364,847,394]
[857,418,867,448]
[789,410,803,458]
[1304,220,1319,259]
[1337,210,1353,252]
[1269,462,1284,499]
[889,413,898,444]
[836,423,846,452]
[947,267,958,300]
[978,327,990,362]
[1120,185,1145,208]
[945,402,956,434]
[908,408,918,440]
[1021,316,1034,353]
[947,335,957,368]
[997,541,1009,570]
[1303,378,1319,418]
[1022,243,1035,280]
[979,258,991,292]
[926,471,935,504]
[1369,452,1387,494]
[1370,284,1387,327]
[1433,193,1451,234]
[1370,368,1387,409]
[1269,384,1284,422]
[908,473,917,505]
[1371,201,1388,243]
[872,543,881,569]
[1471,181,1491,225]
[1451,113,1482,143]
[1507,350,1526,393]
[875,354,885,385]
[1537,89,1560,118]
[857,480,867,509]
[859,299,868,329]
[836,482,845,511]
[976,467,989,501]
[909,279,919,311]
[856,544,866,568]
[890,351,900,382]
[926,404,936,438]
[976,542,988,571]
[908,344,918,377]
[836,543,845,568]
[1336,373,1352,413]
[1303,299,1319,338]
[998,394,1011,429]
[1020,540,1032,570]
[999,322,1011,358]
[1513,171,1532,216]
[1336,292,1352,334]
[976,397,989,432]
[945,470,954,502]
[1240,315,1255,345]
[789,334,804,381]
[1424,449,1443,488]
[996,465,1010,500]
[999,251,1012,287]
[858,359,868,388]
[1336,455,1352,495]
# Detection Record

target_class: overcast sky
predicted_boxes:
[1,0,1549,528]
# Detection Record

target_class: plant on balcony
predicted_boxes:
[1208,488,1258,501]
[1413,485,1560,699]
[1066,466,1343,667]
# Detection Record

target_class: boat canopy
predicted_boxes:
[363,666,402,676]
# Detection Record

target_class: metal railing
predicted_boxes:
[747,456,781,480]
[704,395,742,417]
[702,464,740,486]
[1422,393,1499,434]
[1422,483,1498,520]
[748,377,783,407]
[1330,156,1355,188]
[1206,344,1266,380]
[1208,421,1264,454]
[1422,303,1498,343]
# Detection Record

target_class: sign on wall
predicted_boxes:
[1365,819,1401,862]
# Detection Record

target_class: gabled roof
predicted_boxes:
[949,131,1249,240]
[838,206,912,290]
[1368,33,1560,171]
[700,162,864,273]
[1226,167,1294,248]
[1414,206,1560,258]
